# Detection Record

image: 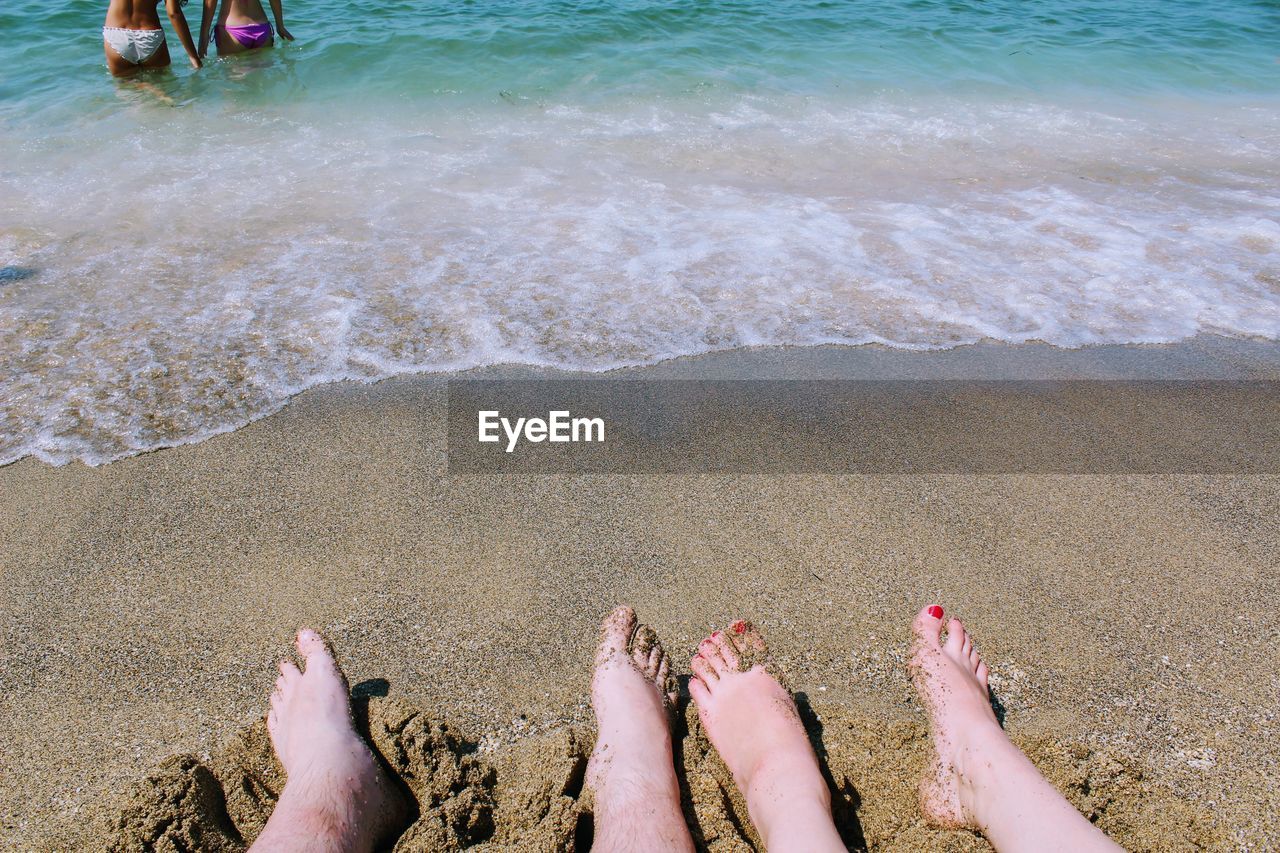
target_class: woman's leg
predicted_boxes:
[911,605,1122,852]
[250,629,408,853]
[688,621,845,853]
[587,606,695,852]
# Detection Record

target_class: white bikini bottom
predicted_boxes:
[103,27,166,64]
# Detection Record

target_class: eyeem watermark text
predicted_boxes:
[478,410,605,453]
[450,379,1280,473]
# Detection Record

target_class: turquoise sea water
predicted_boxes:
[5,0,1280,110]
[1,0,1279,464]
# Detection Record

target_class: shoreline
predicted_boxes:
[2,339,1278,848]
[8,334,1280,470]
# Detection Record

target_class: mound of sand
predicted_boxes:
[96,684,1222,852]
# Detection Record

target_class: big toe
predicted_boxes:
[728,619,767,655]
[297,627,332,661]
[912,605,945,651]
[596,605,636,665]
[295,628,347,689]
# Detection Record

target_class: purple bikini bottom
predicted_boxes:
[220,21,273,49]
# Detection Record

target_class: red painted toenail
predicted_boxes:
[711,630,721,638]
[927,605,944,620]
[732,620,746,634]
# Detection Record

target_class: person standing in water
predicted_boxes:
[198,0,293,58]
[103,0,202,76]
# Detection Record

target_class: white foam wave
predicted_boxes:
[1,92,1278,465]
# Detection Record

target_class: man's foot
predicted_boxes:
[688,621,844,853]
[909,605,1005,828]
[252,629,408,853]
[586,605,693,852]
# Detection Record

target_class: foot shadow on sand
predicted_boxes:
[796,691,869,851]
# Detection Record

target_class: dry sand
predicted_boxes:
[2,339,1279,850]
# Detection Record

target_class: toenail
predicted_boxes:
[711,630,721,638]
[927,605,944,620]
[732,620,746,634]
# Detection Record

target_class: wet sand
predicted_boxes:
[2,339,1279,850]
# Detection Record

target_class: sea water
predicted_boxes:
[1,0,1278,465]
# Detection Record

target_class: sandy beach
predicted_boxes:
[2,339,1279,850]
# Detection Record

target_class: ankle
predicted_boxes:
[950,725,1021,829]
[744,760,833,845]
[753,793,840,852]
[595,724,674,771]
[591,741,681,800]
[264,786,363,852]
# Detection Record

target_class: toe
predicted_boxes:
[968,647,981,671]
[944,618,966,657]
[269,689,285,723]
[632,624,657,670]
[596,605,636,665]
[912,605,945,650]
[296,628,336,668]
[691,653,718,685]
[689,672,713,707]
[698,636,728,672]
[976,661,990,691]
[278,659,301,682]
[296,629,347,690]
[728,619,767,655]
[296,627,325,656]
[657,655,670,692]
[645,643,664,679]
[710,631,741,670]
[961,634,973,659]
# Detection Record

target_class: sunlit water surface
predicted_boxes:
[2,0,1279,463]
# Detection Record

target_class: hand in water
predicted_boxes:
[278,25,294,41]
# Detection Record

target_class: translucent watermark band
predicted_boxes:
[446,379,1280,474]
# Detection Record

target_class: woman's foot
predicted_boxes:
[910,606,1122,852]
[909,604,1003,828]
[587,606,694,852]
[688,621,845,853]
[251,629,409,853]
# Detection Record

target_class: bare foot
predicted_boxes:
[587,605,693,852]
[251,629,408,853]
[910,606,1122,852]
[910,604,1003,828]
[688,621,844,853]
